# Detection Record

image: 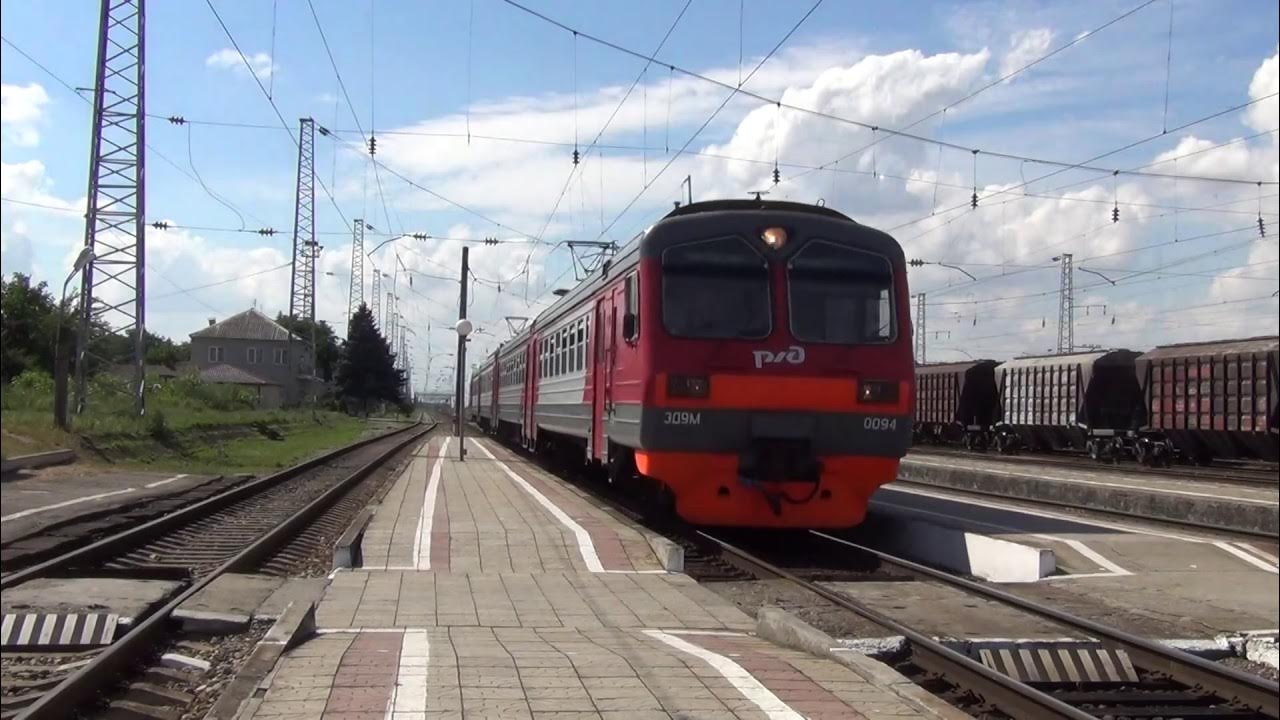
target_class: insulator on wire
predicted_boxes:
[970,191,978,209]
[1112,203,1120,223]
[1260,216,1267,237]
[368,135,377,156]
[572,148,580,165]
[772,166,780,185]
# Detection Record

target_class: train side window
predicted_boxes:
[623,272,640,342]
[576,319,585,371]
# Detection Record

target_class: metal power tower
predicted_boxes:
[74,0,147,415]
[914,293,926,364]
[1055,253,1074,354]
[385,292,396,350]
[288,117,318,377]
[348,218,364,322]
[370,270,382,328]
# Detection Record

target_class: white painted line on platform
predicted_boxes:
[1236,543,1280,564]
[1043,538,1131,578]
[659,629,750,637]
[412,437,451,570]
[884,484,1211,543]
[143,473,189,489]
[469,438,604,573]
[1,487,137,523]
[643,630,804,720]
[905,459,1279,506]
[385,629,430,718]
[1213,541,1279,574]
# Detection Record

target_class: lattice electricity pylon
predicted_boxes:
[371,270,382,328]
[348,218,365,322]
[914,293,926,364]
[385,293,396,350]
[289,117,318,375]
[73,0,148,415]
[1055,253,1074,354]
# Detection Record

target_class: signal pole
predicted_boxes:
[455,246,470,458]
[74,0,147,416]
[288,118,318,390]
[348,218,364,323]
[914,293,926,364]
[1054,253,1074,354]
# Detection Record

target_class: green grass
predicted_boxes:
[1,370,372,473]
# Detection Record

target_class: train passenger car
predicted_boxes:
[1136,336,1279,463]
[997,349,1144,460]
[470,356,497,430]
[913,360,1001,449]
[472,199,914,528]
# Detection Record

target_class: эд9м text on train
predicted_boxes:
[470,199,915,528]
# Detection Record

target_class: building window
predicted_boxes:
[274,348,288,365]
[247,347,261,364]
[208,345,224,363]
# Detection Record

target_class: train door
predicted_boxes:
[521,343,534,447]
[591,299,609,460]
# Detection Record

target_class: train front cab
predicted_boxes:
[614,202,914,529]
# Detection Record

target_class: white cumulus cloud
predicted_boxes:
[204,48,275,80]
[1000,28,1053,79]
[1,83,51,147]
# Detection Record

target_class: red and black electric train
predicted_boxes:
[469,199,915,528]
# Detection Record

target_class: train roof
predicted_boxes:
[1137,336,1279,360]
[999,349,1139,369]
[914,359,999,374]
[661,199,854,222]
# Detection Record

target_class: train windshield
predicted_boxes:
[787,240,895,344]
[662,236,771,339]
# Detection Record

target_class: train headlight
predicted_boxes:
[667,374,710,398]
[859,380,898,404]
[761,226,788,249]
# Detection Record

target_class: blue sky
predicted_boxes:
[2,0,1277,391]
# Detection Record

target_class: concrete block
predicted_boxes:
[1244,633,1279,670]
[263,601,316,649]
[332,508,374,568]
[256,578,327,620]
[174,573,283,623]
[837,636,908,658]
[126,682,194,707]
[1,449,75,476]
[159,652,210,674]
[871,504,1055,582]
[644,534,684,573]
[171,609,250,634]
[756,606,970,720]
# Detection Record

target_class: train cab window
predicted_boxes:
[788,240,895,344]
[662,236,770,339]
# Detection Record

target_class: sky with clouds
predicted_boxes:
[1,0,1277,392]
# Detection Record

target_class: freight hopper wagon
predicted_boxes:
[997,350,1146,461]
[1136,336,1279,464]
[913,360,1002,450]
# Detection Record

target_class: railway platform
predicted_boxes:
[237,435,952,719]
[899,451,1279,535]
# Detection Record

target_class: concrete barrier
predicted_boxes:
[332,508,375,568]
[867,503,1056,582]
[756,606,971,720]
[899,458,1279,535]
[209,601,316,720]
[1,449,75,477]
[644,533,684,573]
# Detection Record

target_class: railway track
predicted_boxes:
[691,529,1280,720]
[912,446,1280,488]
[0,420,434,720]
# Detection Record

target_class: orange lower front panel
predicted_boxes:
[634,451,900,528]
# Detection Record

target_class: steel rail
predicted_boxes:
[16,421,434,720]
[692,530,1096,720]
[1,421,425,589]
[812,530,1280,718]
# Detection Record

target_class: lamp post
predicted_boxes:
[54,248,93,429]
[454,318,472,460]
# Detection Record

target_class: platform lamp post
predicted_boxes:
[54,247,94,429]
[454,319,472,460]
